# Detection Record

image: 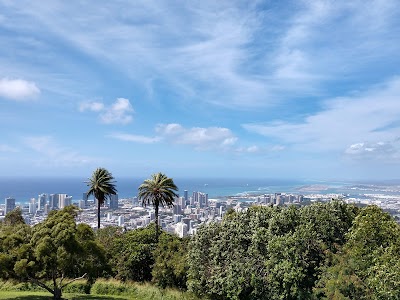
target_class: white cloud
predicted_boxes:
[79,101,104,112]
[110,123,238,150]
[107,133,160,144]
[79,98,134,124]
[235,145,285,154]
[100,98,133,124]
[0,78,40,100]
[23,136,93,166]
[236,145,260,153]
[156,123,238,149]
[344,140,400,161]
[243,77,400,158]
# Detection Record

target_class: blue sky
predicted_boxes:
[1,0,400,180]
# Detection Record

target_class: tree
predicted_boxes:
[138,172,178,238]
[315,205,400,299]
[3,207,25,226]
[0,212,31,280]
[187,201,359,300]
[13,207,88,300]
[152,232,189,290]
[110,224,158,281]
[86,167,117,229]
[74,223,109,280]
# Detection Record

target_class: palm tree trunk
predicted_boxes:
[155,203,159,240]
[97,199,101,229]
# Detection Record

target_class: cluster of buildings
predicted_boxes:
[0,190,307,237]
[2,189,399,233]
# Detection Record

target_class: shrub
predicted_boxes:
[0,279,47,292]
[63,279,91,294]
[90,278,136,296]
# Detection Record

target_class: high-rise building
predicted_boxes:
[78,200,86,209]
[38,193,47,210]
[29,198,37,214]
[109,194,119,210]
[4,197,15,215]
[192,192,198,205]
[175,221,188,238]
[49,194,58,210]
[44,204,49,215]
[118,215,124,227]
[82,193,88,207]
[184,190,188,205]
[58,194,71,209]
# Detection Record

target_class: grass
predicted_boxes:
[0,279,204,300]
[0,288,202,300]
[0,291,130,299]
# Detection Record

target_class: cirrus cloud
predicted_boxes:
[107,133,160,144]
[109,123,238,150]
[23,135,94,166]
[243,77,400,159]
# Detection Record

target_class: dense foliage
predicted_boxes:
[187,201,360,299]
[1,201,399,300]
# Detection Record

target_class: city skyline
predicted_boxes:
[1,1,400,180]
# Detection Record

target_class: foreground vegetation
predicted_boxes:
[1,200,399,299]
[0,279,201,299]
[0,291,128,299]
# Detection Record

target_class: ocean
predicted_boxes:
[0,177,311,205]
[2,176,397,206]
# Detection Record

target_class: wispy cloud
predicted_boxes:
[235,145,285,154]
[107,133,160,144]
[1,1,399,109]
[0,78,40,100]
[79,98,134,124]
[79,101,104,112]
[23,136,93,166]
[243,77,400,161]
[109,123,238,150]
[156,123,237,149]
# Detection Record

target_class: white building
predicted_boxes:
[175,221,188,238]
[118,215,124,227]
[29,198,37,214]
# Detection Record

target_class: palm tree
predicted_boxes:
[138,172,178,238]
[86,168,117,229]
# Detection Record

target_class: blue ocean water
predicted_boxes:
[0,177,309,205]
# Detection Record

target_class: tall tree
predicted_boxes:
[13,207,88,300]
[86,168,117,229]
[138,172,178,238]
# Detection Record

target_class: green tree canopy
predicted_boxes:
[188,201,358,300]
[316,205,400,299]
[13,207,102,300]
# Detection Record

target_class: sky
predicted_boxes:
[1,0,400,180]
